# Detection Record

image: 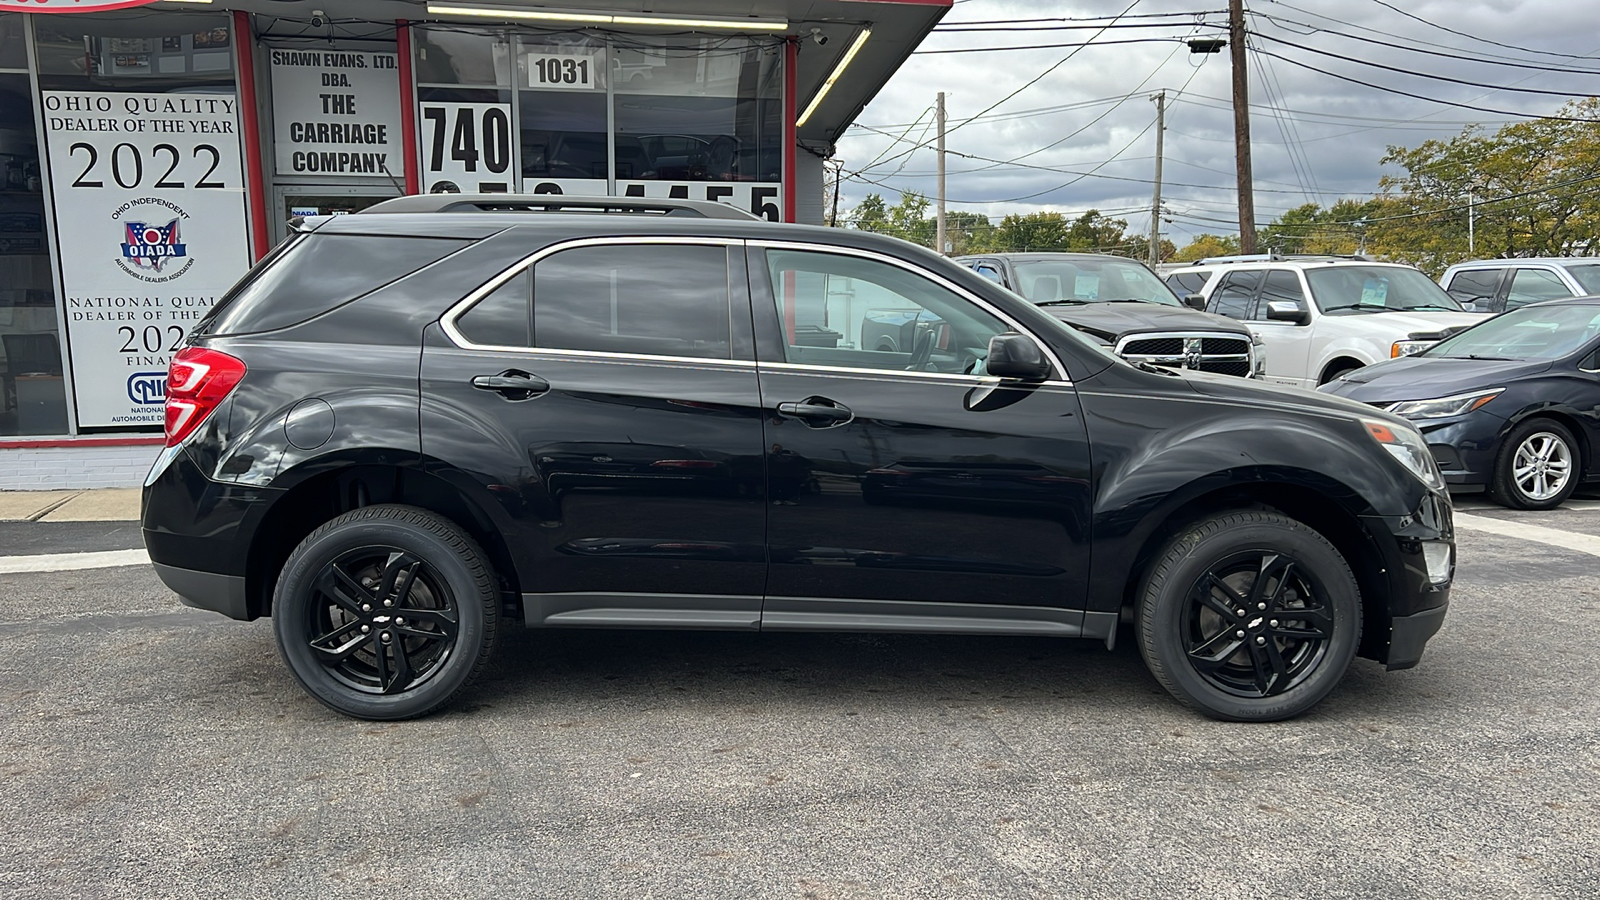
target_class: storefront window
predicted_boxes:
[33,12,237,93]
[0,65,69,436]
[517,34,607,186]
[0,12,25,70]
[612,36,782,183]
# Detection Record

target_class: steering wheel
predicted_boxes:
[906,325,935,371]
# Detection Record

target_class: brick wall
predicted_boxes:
[0,445,164,490]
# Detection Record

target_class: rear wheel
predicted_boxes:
[1137,511,1361,721]
[1490,419,1578,510]
[272,504,499,720]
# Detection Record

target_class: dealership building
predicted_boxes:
[0,0,946,488]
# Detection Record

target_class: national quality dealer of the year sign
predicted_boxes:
[41,91,251,430]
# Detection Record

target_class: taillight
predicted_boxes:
[164,347,246,447]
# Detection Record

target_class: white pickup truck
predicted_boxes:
[1163,256,1487,388]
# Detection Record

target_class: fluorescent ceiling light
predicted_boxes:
[796,27,870,128]
[425,5,786,30]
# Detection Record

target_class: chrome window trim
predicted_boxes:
[440,235,745,358]
[758,360,1073,390]
[747,238,1071,380]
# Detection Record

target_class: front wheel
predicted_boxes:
[1137,511,1361,721]
[272,504,499,720]
[1490,419,1578,510]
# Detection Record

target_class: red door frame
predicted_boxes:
[232,10,271,260]
[396,20,421,194]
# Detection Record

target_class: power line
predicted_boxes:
[913,36,1189,55]
[1252,10,1600,76]
[936,10,1224,27]
[1361,0,1600,61]
[1248,48,1598,122]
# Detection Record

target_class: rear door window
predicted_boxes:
[532,243,733,359]
[1444,268,1504,308]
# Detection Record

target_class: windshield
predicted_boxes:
[1422,303,1600,360]
[1304,266,1464,313]
[1562,264,1600,295]
[1010,258,1182,307]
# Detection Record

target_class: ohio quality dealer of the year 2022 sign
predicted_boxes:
[270,49,402,177]
[41,91,250,429]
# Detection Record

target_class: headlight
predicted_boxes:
[1362,417,1445,491]
[1391,339,1434,357]
[1386,388,1503,420]
[1251,332,1267,375]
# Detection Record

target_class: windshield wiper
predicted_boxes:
[1320,304,1385,313]
[1034,299,1091,306]
[1405,304,1463,311]
[1436,354,1516,361]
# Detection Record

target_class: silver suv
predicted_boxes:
[1440,258,1600,313]
[1164,255,1486,388]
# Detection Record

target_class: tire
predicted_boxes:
[272,504,499,720]
[1137,511,1361,722]
[1320,362,1360,385]
[1489,418,1579,510]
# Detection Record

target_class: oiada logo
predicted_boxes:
[122,219,186,271]
[113,199,195,283]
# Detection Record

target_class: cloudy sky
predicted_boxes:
[835,0,1599,245]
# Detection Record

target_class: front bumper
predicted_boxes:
[1360,489,1453,667]
[1385,603,1449,670]
[1414,411,1506,490]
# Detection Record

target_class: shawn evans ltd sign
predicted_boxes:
[270,49,402,178]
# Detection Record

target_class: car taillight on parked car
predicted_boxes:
[165,347,246,448]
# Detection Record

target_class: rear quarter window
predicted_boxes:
[203,234,471,335]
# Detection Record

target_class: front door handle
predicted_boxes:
[471,370,549,400]
[776,397,853,427]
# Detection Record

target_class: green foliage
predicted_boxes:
[844,195,1170,260]
[1171,233,1240,262]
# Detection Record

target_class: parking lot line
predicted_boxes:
[0,548,150,575]
[1453,512,1600,557]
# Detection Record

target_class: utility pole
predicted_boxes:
[1467,188,1476,255]
[936,91,947,255]
[1149,90,1166,268]
[1228,0,1256,253]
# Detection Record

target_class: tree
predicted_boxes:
[1171,233,1240,262]
[850,193,889,234]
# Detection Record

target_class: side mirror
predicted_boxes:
[1182,293,1207,311]
[1266,300,1311,325]
[986,332,1051,381]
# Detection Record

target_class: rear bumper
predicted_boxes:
[153,562,252,621]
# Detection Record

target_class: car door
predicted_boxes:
[1505,267,1575,311]
[747,241,1094,632]
[1249,269,1317,386]
[420,236,768,628]
[1443,267,1506,312]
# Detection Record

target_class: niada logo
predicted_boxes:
[127,371,167,405]
[113,198,195,283]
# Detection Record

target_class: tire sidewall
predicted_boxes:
[1494,419,1578,510]
[273,510,491,720]
[1140,516,1361,722]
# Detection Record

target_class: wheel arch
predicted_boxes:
[1319,355,1366,384]
[243,457,523,621]
[1500,405,1591,476]
[1112,474,1396,664]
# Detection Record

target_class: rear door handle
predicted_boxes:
[471,370,549,400]
[776,397,853,427]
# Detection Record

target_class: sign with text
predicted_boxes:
[41,91,250,429]
[525,51,599,90]
[524,177,783,221]
[270,48,401,177]
[419,102,515,194]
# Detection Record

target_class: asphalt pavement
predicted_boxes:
[0,492,1596,898]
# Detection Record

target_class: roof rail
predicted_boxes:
[1190,252,1376,266]
[357,193,762,220]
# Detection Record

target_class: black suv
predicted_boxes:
[142,196,1455,722]
[955,253,1262,377]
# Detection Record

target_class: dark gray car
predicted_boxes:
[956,253,1263,377]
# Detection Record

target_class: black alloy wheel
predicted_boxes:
[273,505,498,720]
[1138,511,1361,721]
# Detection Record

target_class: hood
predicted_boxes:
[1320,355,1552,403]
[1323,309,1487,337]
[1041,302,1250,342]
[1180,367,1397,421]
